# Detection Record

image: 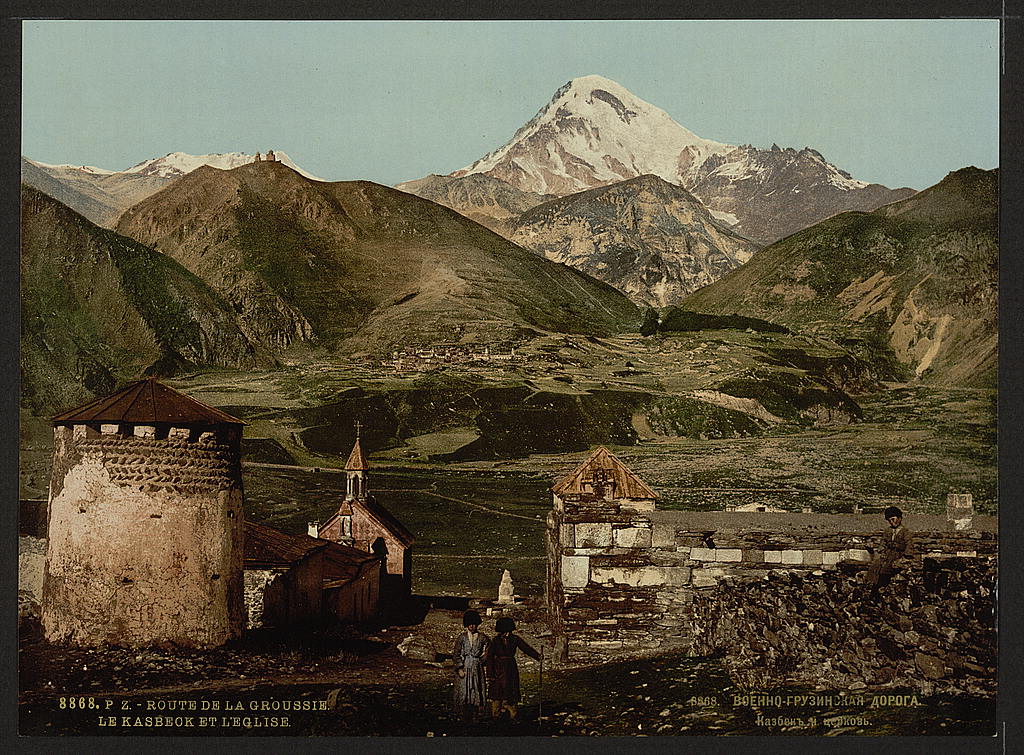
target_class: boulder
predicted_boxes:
[396,635,439,662]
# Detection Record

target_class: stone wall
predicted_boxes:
[243,555,323,630]
[547,506,997,693]
[42,425,245,648]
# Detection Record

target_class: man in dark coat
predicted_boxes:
[865,506,912,596]
[485,616,541,722]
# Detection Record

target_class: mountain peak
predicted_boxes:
[452,75,730,195]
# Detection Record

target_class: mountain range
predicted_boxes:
[21,151,317,228]
[409,75,915,246]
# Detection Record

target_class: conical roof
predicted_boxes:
[345,437,369,471]
[552,445,658,499]
[52,377,243,426]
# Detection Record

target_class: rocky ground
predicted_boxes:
[19,596,996,737]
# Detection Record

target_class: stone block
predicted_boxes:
[846,549,871,562]
[73,425,87,439]
[781,550,803,564]
[587,640,623,649]
[715,548,742,562]
[764,551,782,564]
[586,618,618,626]
[576,522,613,548]
[614,526,653,549]
[690,547,717,561]
[561,555,590,588]
[822,551,841,566]
[692,575,718,588]
[169,427,190,439]
[803,549,823,566]
[560,524,575,548]
[133,425,156,438]
[590,566,690,587]
[652,523,676,548]
[100,424,120,435]
[743,550,765,562]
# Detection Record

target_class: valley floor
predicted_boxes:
[18,601,995,737]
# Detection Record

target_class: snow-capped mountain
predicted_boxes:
[22,150,322,228]
[123,151,323,180]
[29,160,116,175]
[454,75,733,196]
[448,75,914,244]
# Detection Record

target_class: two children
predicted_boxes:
[452,611,541,723]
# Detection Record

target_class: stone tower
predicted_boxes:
[42,378,246,648]
[266,149,277,162]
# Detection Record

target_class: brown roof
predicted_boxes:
[244,520,327,568]
[552,446,659,500]
[345,438,369,471]
[322,540,381,585]
[359,496,415,546]
[53,377,243,426]
[321,494,415,547]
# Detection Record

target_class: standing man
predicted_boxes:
[864,506,912,597]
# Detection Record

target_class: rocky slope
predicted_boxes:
[21,151,317,228]
[680,167,997,387]
[394,173,553,233]
[21,157,168,227]
[114,161,640,353]
[442,75,914,244]
[507,174,760,307]
[20,186,266,412]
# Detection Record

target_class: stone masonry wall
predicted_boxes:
[548,506,997,693]
[42,425,245,648]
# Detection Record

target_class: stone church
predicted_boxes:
[315,435,415,599]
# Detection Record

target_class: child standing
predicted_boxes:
[452,610,489,721]
[485,616,541,722]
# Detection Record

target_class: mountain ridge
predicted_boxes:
[114,161,641,354]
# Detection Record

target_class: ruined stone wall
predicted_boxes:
[244,569,282,629]
[243,555,323,629]
[547,506,996,693]
[688,556,996,696]
[42,425,245,648]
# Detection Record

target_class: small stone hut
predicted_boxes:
[243,521,382,628]
[42,378,246,648]
[318,437,415,598]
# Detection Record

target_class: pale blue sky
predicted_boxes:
[22,20,999,190]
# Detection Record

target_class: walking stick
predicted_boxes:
[538,646,544,724]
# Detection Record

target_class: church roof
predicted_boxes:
[52,377,243,426]
[552,445,659,500]
[244,520,327,568]
[358,496,415,546]
[345,438,369,471]
[320,494,415,547]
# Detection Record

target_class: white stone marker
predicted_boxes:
[498,569,515,604]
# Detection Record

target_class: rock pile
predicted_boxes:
[689,556,996,695]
